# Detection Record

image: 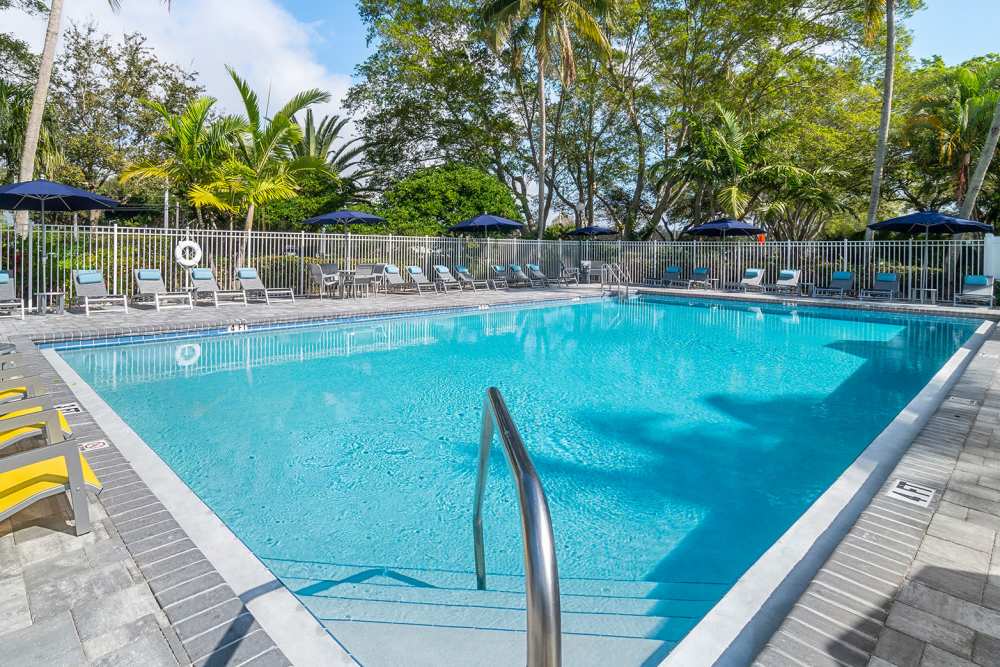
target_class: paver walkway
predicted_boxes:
[755,325,1000,667]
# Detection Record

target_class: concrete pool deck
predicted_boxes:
[0,284,996,666]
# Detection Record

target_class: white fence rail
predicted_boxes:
[1,224,986,305]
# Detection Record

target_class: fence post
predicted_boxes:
[112,224,119,295]
[300,230,305,296]
[842,239,847,270]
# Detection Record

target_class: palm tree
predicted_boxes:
[189,68,330,253]
[120,96,243,225]
[962,95,1000,219]
[864,0,895,238]
[0,78,60,181]
[480,0,618,240]
[291,109,373,201]
[906,64,1000,211]
[15,0,170,232]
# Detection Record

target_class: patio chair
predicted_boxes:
[687,267,712,289]
[525,264,553,286]
[489,265,509,289]
[0,271,23,320]
[814,271,855,299]
[308,263,340,298]
[432,265,462,293]
[73,270,128,316]
[762,269,801,295]
[405,266,437,294]
[134,269,193,311]
[382,264,409,293]
[859,272,899,301]
[580,260,605,283]
[725,268,765,291]
[454,265,488,291]
[0,423,101,536]
[954,274,994,308]
[189,268,247,308]
[643,266,683,287]
[348,264,378,298]
[236,268,295,305]
[559,262,581,285]
[507,264,537,287]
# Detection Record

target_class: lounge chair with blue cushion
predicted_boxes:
[763,269,801,295]
[687,266,712,289]
[406,266,436,294]
[236,267,295,305]
[489,265,509,289]
[134,269,192,311]
[0,271,23,319]
[455,266,488,291]
[508,264,536,287]
[0,416,101,536]
[726,268,765,291]
[73,270,127,316]
[382,264,409,293]
[432,265,461,293]
[954,275,994,307]
[189,268,246,307]
[814,271,855,298]
[525,264,554,286]
[859,272,899,301]
[644,266,683,287]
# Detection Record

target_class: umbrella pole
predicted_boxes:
[345,222,351,271]
[27,205,34,310]
[922,228,929,294]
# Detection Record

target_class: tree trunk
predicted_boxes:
[15,0,64,236]
[536,54,547,240]
[239,202,255,267]
[961,94,1000,220]
[864,0,895,239]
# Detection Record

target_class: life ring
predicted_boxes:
[175,343,202,367]
[174,239,203,267]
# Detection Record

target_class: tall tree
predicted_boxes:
[962,95,1000,219]
[864,0,895,237]
[14,0,170,232]
[480,0,617,239]
[291,109,373,201]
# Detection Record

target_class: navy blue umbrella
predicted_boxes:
[686,218,766,239]
[448,213,523,235]
[302,210,386,270]
[565,225,616,237]
[867,211,992,237]
[0,180,120,305]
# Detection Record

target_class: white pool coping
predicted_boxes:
[662,318,996,667]
[43,349,356,667]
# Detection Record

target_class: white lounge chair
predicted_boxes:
[0,271,24,319]
[763,269,801,295]
[236,268,295,305]
[954,274,994,307]
[726,268,765,291]
[189,268,246,307]
[73,270,127,316]
[134,269,192,311]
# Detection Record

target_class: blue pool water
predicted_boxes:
[57,296,980,662]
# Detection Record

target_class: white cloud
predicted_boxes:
[4,0,354,125]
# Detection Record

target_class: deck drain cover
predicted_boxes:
[55,401,82,414]
[886,479,935,508]
[79,440,110,453]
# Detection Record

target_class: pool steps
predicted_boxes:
[265,558,728,664]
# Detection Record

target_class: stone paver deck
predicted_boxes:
[754,325,1000,667]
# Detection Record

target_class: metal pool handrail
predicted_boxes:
[473,387,561,667]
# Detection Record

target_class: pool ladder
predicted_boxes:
[473,387,562,667]
[601,263,633,299]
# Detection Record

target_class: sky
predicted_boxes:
[2,0,998,126]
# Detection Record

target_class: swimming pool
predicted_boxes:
[56,296,981,665]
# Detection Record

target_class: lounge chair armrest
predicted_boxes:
[0,439,77,473]
[0,396,54,415]
[0,377,46,398]
[0,409,67,444]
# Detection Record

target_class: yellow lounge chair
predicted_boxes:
[0,376,47,403]
[0,398,72,450]
[0,441,101,535]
